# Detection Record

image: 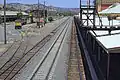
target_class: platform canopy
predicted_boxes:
[99,3,120,14]
[90,16,120,49]
[0,11,28,16]
[90,30,120,49]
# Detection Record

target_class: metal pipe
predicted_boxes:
[80,0,82,26]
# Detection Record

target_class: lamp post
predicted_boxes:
[4,0,7,44]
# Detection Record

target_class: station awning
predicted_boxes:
[0,11,28,16]
[99,3,120,14]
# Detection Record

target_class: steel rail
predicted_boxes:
[0,40,23,70]
[46,18,72,80]
[28,17,71,80]
[0,17,70,80]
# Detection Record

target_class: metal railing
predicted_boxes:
[74,17,109,80]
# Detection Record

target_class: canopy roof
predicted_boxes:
[99,3,120,14]
[0,11,28,16]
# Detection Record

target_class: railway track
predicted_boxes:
[0,39,23,57]
[0,38,30,79]
[67,21,86,80]
[0,17,68,58]
[27,17,72,80]
[0,17,70,80]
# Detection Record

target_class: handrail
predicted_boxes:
[74,17,108,80]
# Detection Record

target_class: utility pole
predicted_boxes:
[4,0,7,44]
[44,1,46,19]
[38,0,40,28]
[43,0,47,24]
[101,0,102,11]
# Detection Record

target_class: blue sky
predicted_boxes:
[0,0,80,8]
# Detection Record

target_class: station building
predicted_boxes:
[0,11,28,22]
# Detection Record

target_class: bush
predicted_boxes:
[48,17,53,22]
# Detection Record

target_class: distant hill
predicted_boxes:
[7,3,42,11]
[0,3,79,13]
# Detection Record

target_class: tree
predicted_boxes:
[17,12,23,19]
[62,11,74,16]
[48,17,53,22]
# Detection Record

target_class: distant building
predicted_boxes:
[31,9,57,18]
[0,11,28,22]
[31,9,46,18]
[97,0,120,12]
